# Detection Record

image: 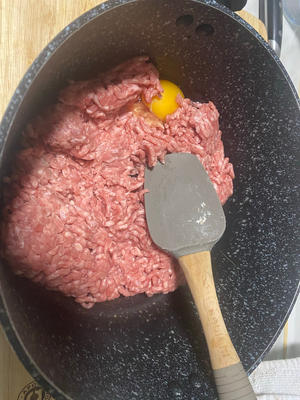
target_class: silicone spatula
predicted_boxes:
[144,153,256,400]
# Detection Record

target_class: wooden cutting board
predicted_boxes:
[0,2,267,399]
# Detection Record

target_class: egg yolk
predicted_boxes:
[144,80,184,121]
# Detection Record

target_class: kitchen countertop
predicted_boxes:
[0,1,299,399]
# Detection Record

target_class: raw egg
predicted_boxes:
[144,80,184,121]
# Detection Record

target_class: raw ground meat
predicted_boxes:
[1,56,234,308]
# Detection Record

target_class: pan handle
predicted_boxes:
[218,0,283,57]
[215,1,247,12]
[259,0,283,56]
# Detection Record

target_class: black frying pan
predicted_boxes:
[0,1,299,399]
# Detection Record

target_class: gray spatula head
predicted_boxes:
[144,153,226,258]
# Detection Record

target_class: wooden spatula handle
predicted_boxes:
[179,251,256,400]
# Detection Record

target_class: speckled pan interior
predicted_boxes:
[0,1,299,399]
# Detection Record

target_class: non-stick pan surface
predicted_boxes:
[0,1,299,399]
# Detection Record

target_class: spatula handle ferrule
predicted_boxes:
[214,362,256,400]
